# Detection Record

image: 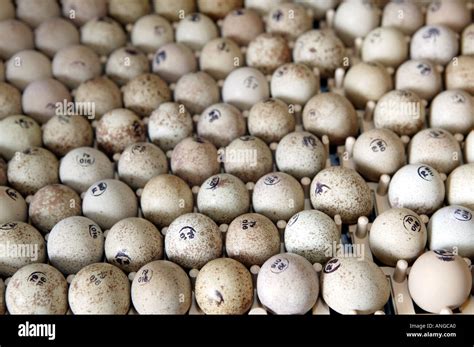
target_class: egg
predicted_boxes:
[248,99,295,144]
[294,0,340,20]
[320,257,390,314]
[0,19,33,60]
[197,173,250,224]
[0,82,21,120]
[174,71,220,114]
[285,210,341,265]
[429,205,474,258]
[257,253,319,315]
[75,77,123,120]
[0,115,42,160]
[80,17,126,56]
[266,3,312,40]
[292,29,346,78]
[148,102,194,151]
[275,131,327,179]
[131,260,192,314]
[446,164,474,210]
[176,13,219,51]
[131,14,174,54]
[95,108,146,155]
[462,24,474,55]
[410,25,459,66]
[408,250,472,313]
[388,164,445,215]
[244,0,287,15]
[5,263,67,314]
[222,67,270,110]
[199,38,243,80]
[61,0,107,26]
[429,90,474,135]
[153,0,196,22]
[221,9,264,46]
[105,47,150,86]
[445,55,474,95]
[226,213,280,267]
[466,131,474,163]
[16,0,59,26]
[105,217,163,273]
[29,184,82,234]
[109,0,151,24]
[197,0,243,19]
[426,0,471,33]
[5,50,52,90]
[395,59,442,101]
[59,147,114,193]
[0,0,14,21]
[0,221,46,277]
[362,27,408,68]
[223,136,273,183]
[34,18,80,58]
[82,179,138,230]
[165,212,222,269]
[152,43,198,83]
[47,216,104,275]
[252,172,304,222]
[381,0,423,35]
[310,167,372,224]
[270,63,319,105]
[7,147,59,196]
[68,263,130,314]
[141,174,194,228]
[343,62,393,109]
[246,33,291,75]
[0,186,27,224]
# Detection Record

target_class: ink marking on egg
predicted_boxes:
[453,208,472,222]
[76,152,95,167]
[0,222,17,230]
[370,139,387,152]
[323,258,341,273]
[138,269,153,284]
[115,250,131,265]
[241,219,256,230]
[27,272,47,286]
[403,215,422,233]
[270,257,289,274]
[315,182,331,195]
[179,226,196,240]
[207,176,220,190]
[434,249,455,262]
[264,175,281,186]
[417,166,434,181]
[287,213,299,227]
[91,182,108,196]
[5,188,18,201]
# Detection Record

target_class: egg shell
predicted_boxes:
[34,18,80,58]
[388,164,445,215]
[445,55,474,95]
[266,3,312,40]
[0,0,15,21]
[131,14,174,54]
[221,8,264,46]
[0,19,34,60]
[462,24,474,55]
[153,0,196,22]
[5,263,67,314]
[257,253,319,315]
[109,0,151,24]
[131,260,192,314]
[176,13,219,51]
[426,0,471,33]
[105,47,150,86]
[222,67,270,110]
[16,0,59,27]
[244,0,287,15]
[226,213,280,267]
[80,17,127,56]
[141,174,194,228]
[362,27,408,68]
[0,115,42,160]
[0,82,21,120]
[320,257,390,314]
[381,0,423,35]
[68,263,130,314]
[466,131,474,163]
[410,25,459,66]
[246,33,291,75]
[165,212,222,269]
[197,0,243,19]
[446,164,474,210]
[408,250,472,313]
[0,158,7,186]
[47,216,104,275]
[285,210,341,264]
[6,50,52,91]
[270,63,319,105]
[105,217,163,273]
[430,90,474,136]
[61,0,107,26]
[310,166,373,224]
[174,71,220,115]
[395,59,442,101]
[199,38,243,80]
[152,43,197,83]
[0,221,46,277]
[0,186,27,224]
[195,257,253,314]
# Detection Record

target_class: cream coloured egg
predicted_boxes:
[6,50,52,91]
[199,38,243,80]
[175,13,219,51]
[109,0,150,24]
[445,55,474,95]
[244,0,288,15]
[0,115,42,160]
[466,131,474,163]
[295,0,340,20]
[462,24,474,55]
[362,27,408,68]
[0,19,33,60]
[61,0,107,26]
[130,14,174,54]
[221,8,264,46]
[198,0,243,19]
[410,25,459,66]
[105,47,150,86]
[426,0,471,33]
[0,82,21,120]
[153,0,196,22]
[446,164,474,210]
[80,17,127,56]
[381,0,423,35]
[0,186,27,224]
[34,18,80,58]
[152,43,198,83]
[270,63,319,105]
[17,0,59,28]
[266,3,312,40]
[430,90,474,136]
[246,33,291,75]
[395,59,442,101]
[174,71,220,115]
[222,67,270,110]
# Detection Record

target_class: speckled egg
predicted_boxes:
[0,19,33,60]
[446,164,474,210]
[47,216,104,275]
[362,27,408,68]
[174,71,220,115]
[410,25,459,66]
[198,0,242,19]
[153,0,196,21]
[152,43,197,83]
[105,47,150,86]
[0,186,27,224]
[310,166,372,224]
[80,17,126,56]
[222,67,270,110]
[395,59,442,101]
[175,13,219,51]
[430,90,474,136]
[199,38,243,80]
[61,0,107,26]
[195,257,253,314]
[381,0,423,35]
[445,55,474,95]
[105,217,163,273]
[5,50,52,90]
[246,33,291,75]
[109,0,150,24]
[0,115,42,160]
[426,0,471,33]
[131,14,174,54]
[0,82,21,120]
[388,164,445,215]
[131,260,191,314]
[257,253,319,315]
[271,63,319,105]
[320,257,390,314]
[266,3,312,40]
[68,263,130,314]
[165,213,222,269]
[221,8,264,46]
[6,263,67,314]
[34,18,80,58]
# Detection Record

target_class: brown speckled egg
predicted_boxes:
[68,263,130,314]
[446,164,474,210]
[148,102,194,151]
[221,8,264,46]
[171,137,220,187]
[175,13,219,51]
[105,47,150,86]
[408,250,472,313]
[82,179,138,230]
[105,217,163,273]
[353,128,406,182]
[197,173,250,224]
[388,164,445,215]
[0,19,33,60]
[61,0,107,26]
[141,174,194,228]
[131,260,191,314]
[174,71,220,115]
[7,147,59,196]
[248,99,295,144]
[246,33,291,75]
[6,50,52,91]
[270,63,319,105]
[395,59,442,101]
[0,186,27,224]
[284,210,341,265]
[362,27,408,68]
[0,221,46,277]
[275,131,327,179]
[109,0,150,24]
[381,0,423,35]
[34,18,80,58]
[302,92,358,146]
[131,14,174,54]
[199,38,243,80]
[222,67,270,110]
[6,263,67,314]
[0,115,42,160]
[223,136,273,183]
[257,253,319,315]
[197,103,246,148]
[266,3,312,40]
[165,212,222,269]
[226,213,280,267]
[445,55,474,95]
[0,82,21,120]
[320,257,390,314]
[374,89,425,136]
[75,76,122,120]
[195,257,253,314]
[47,216,103,275]
[153,0,196,22]
[369,208,427,266]
[426,0,471,33]
[252,172,304,222]
[96,108,146,155]
[152,43,198,83]
[80,17,126,56]
[310,166,372,224]
[410,25,459,66]
[430,90,474,136]
[29,184,81,234]
[198,0,243,19]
